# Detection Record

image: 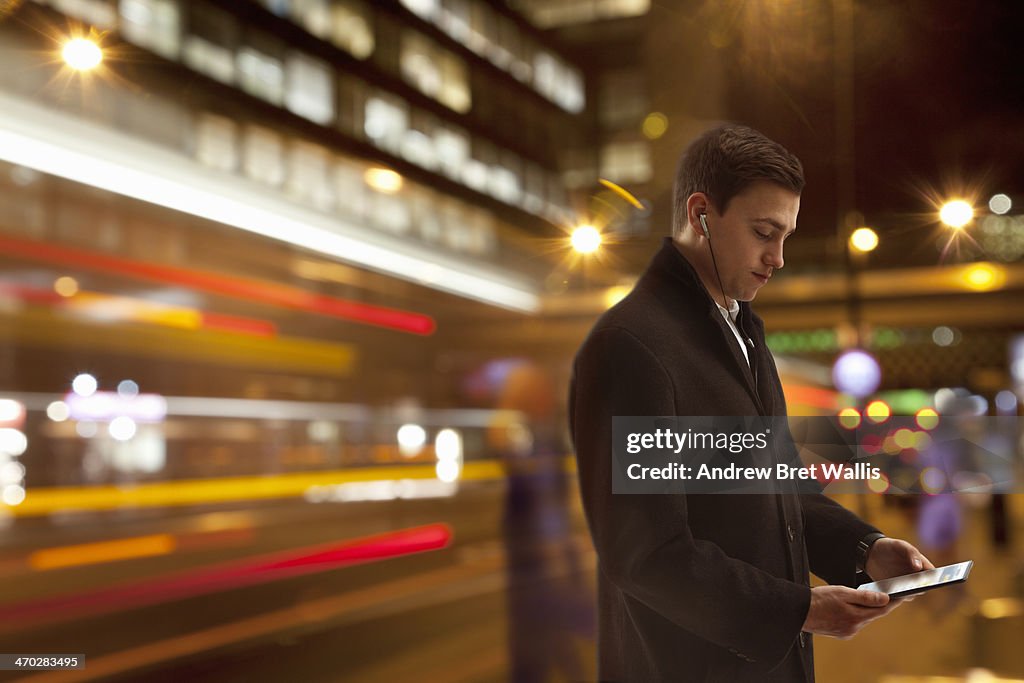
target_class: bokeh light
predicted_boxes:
[848,227,878,253]
[914,408,939,430]
[570,225,602,254]
[865,400,891,423]
[939,200,973,229]
[54,276,79,297]
[837,407,861,430]
[988,193,1012,215]
[642,112,668,140]
[72,373,98,397]
[62,38,103,71]
[397,423,426,457]
[46,401,70,422]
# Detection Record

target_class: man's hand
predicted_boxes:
[865,537,935,581]
[801,586,899,639]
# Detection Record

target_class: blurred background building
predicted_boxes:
[0,0,1022,681]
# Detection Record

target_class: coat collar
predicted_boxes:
[643,237,770,413]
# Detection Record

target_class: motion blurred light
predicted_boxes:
[0,428,27,456]
[570,225,601,254]
[962,262,1005,291]
[397,423,426,457]
[2,484,25,506]
[939,200,973,229]
[363,167,403,194]
[989,194,1012,215]
[434,428,462,462]
[62,38,103,71]
[435,458,460,483]
[0,399,24,426]
[848,227,878,253]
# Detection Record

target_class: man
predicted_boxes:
[569,124,933,681]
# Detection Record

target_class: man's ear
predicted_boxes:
[685,192,711,238]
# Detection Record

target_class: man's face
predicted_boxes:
[706,181,800,302]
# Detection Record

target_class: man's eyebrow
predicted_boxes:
[753,217,796,235]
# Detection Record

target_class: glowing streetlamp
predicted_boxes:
[939,200,973,229]
[62,38,103,71]
[848,227,878,253]
[570,225,601,254]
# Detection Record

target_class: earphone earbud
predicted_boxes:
[699,213,710,239]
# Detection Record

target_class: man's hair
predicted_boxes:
[672,124,804,235]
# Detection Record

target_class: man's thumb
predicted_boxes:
[856,589,890,607]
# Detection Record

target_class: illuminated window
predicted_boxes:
[466,2,495,56]
[489,154,522,205]
[242,125,285,187]
[291,0,331,38]
[463,208,497,256]
[599,140,652,184]
[184,37,235,84]
[184,4,238,84]
[522,163,546,214]
[119,0,180,60]
[237,34,285,105]
[330,0,374,59]
[437,52,470,113]
[433,125,469,180]
[438,0,471,44]
[335,157,370,220]
[194,113,238,173]
[401,32,441,98]
[364,94,408,156]
[408,184,443,245]
[372,194,411,235]
[120,89,189,149]
[258,0,290,17]
[400,0,439,21]
[285,52,334,125]
[402,112,438,171]
[533,50,557,102]
[286,141,334,212]
[50,0,117,27]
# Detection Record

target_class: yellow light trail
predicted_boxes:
[598,178,645,210]
[2,459,573,517]
[30,534,176,571]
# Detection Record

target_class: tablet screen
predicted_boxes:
[859,560,973,598]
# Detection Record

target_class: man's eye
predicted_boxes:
[755,231,771,240]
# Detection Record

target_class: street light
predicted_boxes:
[62,38,103,71]
[570,225,601,254]
[848,227,878,253]
[939,200,973,229]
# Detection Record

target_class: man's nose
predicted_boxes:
[765,242,784,270]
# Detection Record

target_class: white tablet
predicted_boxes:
[859,560,973,598]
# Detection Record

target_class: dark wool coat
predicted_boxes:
[569,238,879,682]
